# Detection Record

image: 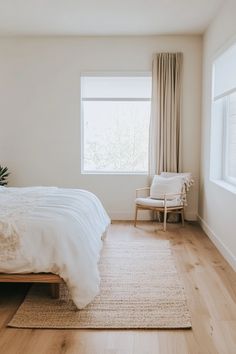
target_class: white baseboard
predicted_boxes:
[198,215,236,272]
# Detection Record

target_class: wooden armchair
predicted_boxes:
[134,188,185,231]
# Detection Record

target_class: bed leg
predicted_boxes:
[51,284,60,299]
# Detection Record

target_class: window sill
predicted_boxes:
[81,171,149,176]
[210,179,236,195]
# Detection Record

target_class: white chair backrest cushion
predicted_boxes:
[160,172,194,191]
[150,175,184,200]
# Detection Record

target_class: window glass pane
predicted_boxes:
[210,98,225,179]
[83,101,150,172]
[226,92,236,179]
[82,76,152,99]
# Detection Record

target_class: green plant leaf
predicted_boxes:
[0,165,10,185]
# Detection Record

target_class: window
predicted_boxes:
[211,42,236,186]
[81,75,151,174]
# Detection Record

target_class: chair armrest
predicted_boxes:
[136,187,150,198]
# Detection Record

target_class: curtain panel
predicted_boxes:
[149,52,183,176]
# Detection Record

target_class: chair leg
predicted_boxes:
[134,206,138,227]
[181,209,185,227]
[163,209,167,231]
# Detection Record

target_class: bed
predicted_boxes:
[0,186,110,308]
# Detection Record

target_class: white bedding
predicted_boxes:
[0,186,110,308]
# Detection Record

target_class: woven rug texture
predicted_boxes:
[8,240,191,329]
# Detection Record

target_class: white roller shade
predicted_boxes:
[81,76,152,99]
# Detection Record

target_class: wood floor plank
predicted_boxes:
[0,221,236,354]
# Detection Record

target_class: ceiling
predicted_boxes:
[0,0,223,36]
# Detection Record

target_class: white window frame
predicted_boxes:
[210,36,236,192]
[80,72,152,175]
[211,86,236,188]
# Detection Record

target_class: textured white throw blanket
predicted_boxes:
[0,186,110,308]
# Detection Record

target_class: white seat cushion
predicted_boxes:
[135,197,182,208]
[150,175,184,200]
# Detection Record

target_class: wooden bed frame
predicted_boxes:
[0,229,108,300]
[0,273,63,298]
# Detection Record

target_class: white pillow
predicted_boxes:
[150,175,184,200]
[160,172,194,191]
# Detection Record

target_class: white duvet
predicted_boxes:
[0,186,110,308]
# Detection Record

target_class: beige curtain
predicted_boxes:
[149,52,183,176]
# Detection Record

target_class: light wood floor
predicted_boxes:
[0,221,236,354]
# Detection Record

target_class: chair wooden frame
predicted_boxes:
[134,187,185,231]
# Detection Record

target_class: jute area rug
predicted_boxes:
[8,240,191,329]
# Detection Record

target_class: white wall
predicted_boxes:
[0,36,202,220]
[199,0,236,270]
